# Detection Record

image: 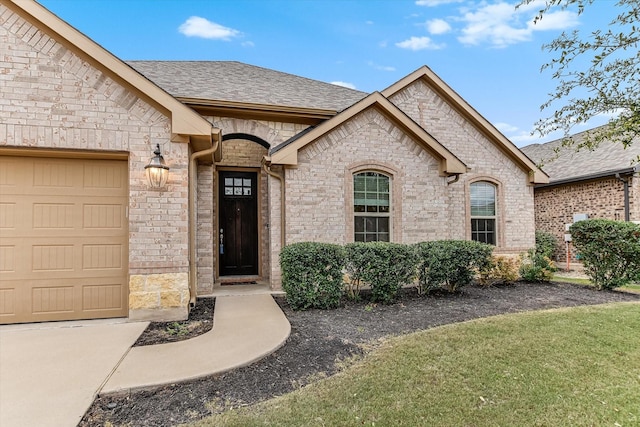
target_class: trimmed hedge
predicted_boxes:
[280,242,345,310]
[345,242,417,304]
[415,240,493,293]
[535,230,558,258]
[570,219,640,290]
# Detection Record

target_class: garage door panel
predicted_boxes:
[2,237,126,279]
[0,155,128,324]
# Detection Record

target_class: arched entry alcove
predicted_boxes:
[216,133,270,279]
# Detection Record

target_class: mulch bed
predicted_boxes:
[133,298,215,347]
[79,281,640,427]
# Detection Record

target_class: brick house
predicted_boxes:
[521,129,640,263]
[0,0,547,324]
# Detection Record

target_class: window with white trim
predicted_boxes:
[354,172,390,242]
[470,181,497,245]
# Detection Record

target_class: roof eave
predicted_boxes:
[8,0,214,149]
[535,165,639,188]
[269,92,468,176]
[382,66,548,184]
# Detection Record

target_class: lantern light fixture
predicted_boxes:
[145,144,170,189]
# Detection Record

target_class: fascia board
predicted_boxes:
[383,66,549,184]
[8,0,213,144]
[270,92,467,176]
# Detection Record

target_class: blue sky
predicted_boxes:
[38,0,618,147]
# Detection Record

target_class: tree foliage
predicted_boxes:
[519,0,640,151]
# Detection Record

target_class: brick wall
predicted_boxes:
[388,79,536,253]
[534,177,630,262]
[1,5,190,320]
[285,108,448,246]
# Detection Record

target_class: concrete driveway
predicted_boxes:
[0,319,147,427]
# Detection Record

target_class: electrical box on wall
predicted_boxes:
[573,213,588,222]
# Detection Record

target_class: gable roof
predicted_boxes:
[127,61,368,114]
[521,128,640,185]
[268,92,468,176]
[5,0,218,151]
[382,66,548,184]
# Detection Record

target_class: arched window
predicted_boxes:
[353,171,390,242]
[470,181,497,245]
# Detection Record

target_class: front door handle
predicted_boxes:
[219,228,224,254]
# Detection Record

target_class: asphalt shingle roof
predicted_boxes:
[521,129,640,183]
[126,61,368,112]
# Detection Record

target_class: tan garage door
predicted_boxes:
[0,155,129,324]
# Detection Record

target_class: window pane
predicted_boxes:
[471,219,496,245]
[365,217,377,233]
[470,182,496,216]
[353,172,391,243]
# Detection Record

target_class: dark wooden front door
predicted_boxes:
[219,171,259,276]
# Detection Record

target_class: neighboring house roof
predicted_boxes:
[268,92,468,176]
[521,128,640,186]
[127,61,368,113]
[382,66,548,184]
[5,0,218,151]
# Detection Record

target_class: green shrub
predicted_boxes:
[477,255,521,286]
[344,242,417,304]
[519,249,557,282]
[415,240,493,294]
[535,231,558,258]
[570,219,640,290]
[280,242,346,310]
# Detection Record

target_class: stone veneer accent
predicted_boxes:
[128,273,189,321]
[1,5,190,320]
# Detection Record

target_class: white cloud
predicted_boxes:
[396,36,445,51]
[495,122,519,134]
[456,1,579,48]
[330,81,357,90]
[178,16,240,40]
[426,18,451,35]
[528,10,580,31]
[368,61,396,72]
[241,41,255,47]
[416,0,462,6]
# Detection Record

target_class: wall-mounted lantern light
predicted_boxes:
[145,144,170,189]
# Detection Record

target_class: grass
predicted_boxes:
[552,274,640,294]
[191,302,640,427]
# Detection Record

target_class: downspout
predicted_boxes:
[188,134,220,307]
[615,172,630,222]
[447,173,461,185]
[262,159,286,250]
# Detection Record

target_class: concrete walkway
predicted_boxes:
[102,293,290,394]
[0,291,290,427]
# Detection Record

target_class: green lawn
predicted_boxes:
[192,303,640,427]
[552,274,640,294]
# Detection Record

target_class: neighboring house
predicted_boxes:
[521,129,640,262]
[0,0,547,324]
